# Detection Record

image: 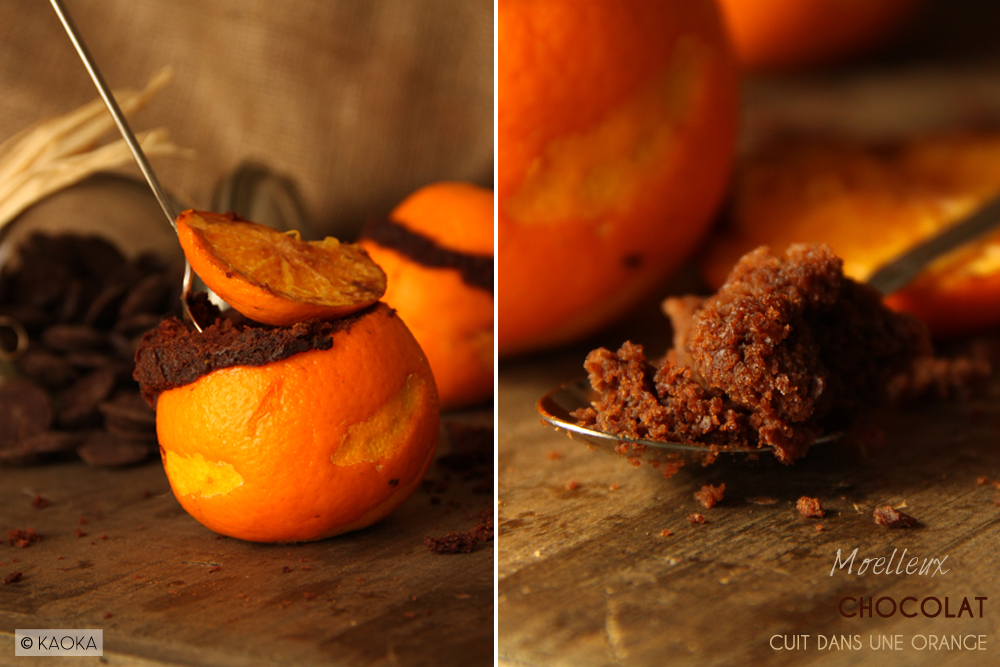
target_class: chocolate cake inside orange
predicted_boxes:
[134,299,440,543]
[359,182,494,411]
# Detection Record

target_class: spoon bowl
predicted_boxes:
[537,378,840,465]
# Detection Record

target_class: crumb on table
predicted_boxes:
[796,496,825,518]
[6,529,41,548]
[694,483,726,509]
[873,505,918,528]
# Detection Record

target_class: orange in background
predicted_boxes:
[154,303,440,543]
[717,0,921,71]
[498,0,739,356]
[176,209,385,327]
[702,134,1000,338]
[359,182,494,411]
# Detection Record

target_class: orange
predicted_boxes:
[498,0,739,356]
[717,0,921,71]
[176,209,385,326]
[359,182,494,411]
[701,134,1000,338]
[153,303,440,543]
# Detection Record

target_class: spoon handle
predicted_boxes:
[48,0,178,228]
[866,192,1000,295]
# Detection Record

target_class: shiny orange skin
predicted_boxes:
[498,0,739,356]
[176,209,385,327]
[717,0,921,71]
[155,303,440,543]
[702,134,1000,338]
[885,272,1000,338]
[359,182,493,411]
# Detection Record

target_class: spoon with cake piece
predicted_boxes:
[539,193,1000,465]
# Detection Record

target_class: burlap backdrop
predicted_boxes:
[0,0,493,239]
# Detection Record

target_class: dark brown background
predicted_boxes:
[0,0,493,240]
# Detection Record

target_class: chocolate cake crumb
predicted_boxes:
[425,510,493,554]
[796,496,825,518]
[7,528,41,548]
[424,532,477,554]
[661,460,685,479]
[134,299,384,404]
[360,216,493,294]
[688,513,707,524]
[3,572,23,584]
[470,511,494,542]
[873,505,917,528]
[576,244,932,463]
[975,475,1000,489]
[694,483,725,509]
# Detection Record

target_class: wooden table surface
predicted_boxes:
[0,410,494,667]
[498,9,1000,660]
[498,332,1000,666]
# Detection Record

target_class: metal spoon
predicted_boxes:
[537,378,842,464]
[49,0,202,332]
[539,190,1000,460]
[866,191,1000,295]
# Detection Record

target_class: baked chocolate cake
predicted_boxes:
[133,296,382,405]
[575,244,932,463]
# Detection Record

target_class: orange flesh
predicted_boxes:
[702,135,1000,337]
[176,210,386,326]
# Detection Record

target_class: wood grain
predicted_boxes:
[499,350,1000,667]
[0,412,493,667]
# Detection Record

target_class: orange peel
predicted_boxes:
[175,209,386,326]
[151,303,440,543]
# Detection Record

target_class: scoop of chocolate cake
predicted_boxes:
[575,244,932,463]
